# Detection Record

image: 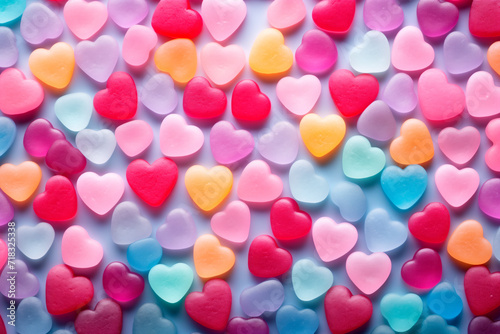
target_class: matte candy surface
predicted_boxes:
[75,35,119,83]
[201,0,246,42]
[276,75,321,117]
[154,39,197,85]
[29,42,75,90]
[63,0,108,40]
[447,220,492,266]
[240,279,284,316]
[74,298,123,334]
[111,201,152,245]
[61,225,103,269]
[20,3,63,45]
[312,217,357,262]
[151,0,202,39]
[0,161,41,204]
[249,28,293,77]
[0,27,18,68]
[93,71,137,120]
[391,26,434,73]
[185,165,232,212]
[380,293,423,332]
[149,263,193,303]
[0,68,43,117]
[193,234,235,279]
[295,29,337,74]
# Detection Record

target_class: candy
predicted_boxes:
[154,39,197,85]
[295,30,337,74]
[0,116,15,157]
[427,282,463,320]
[289,159,329,204]
[447,220,492,266]
[435,164,479,208]
[23,119,64,158]
[408,202,450,245]
[444,32,483,75]
[193,234,235,279]
[211,200,251,244]
[276,75,321,117]
[469,0,500,38]
[465,71,500,119]
[312,0,355,34]
[0,27,18,68]
[299,113,346,160]
[343,135,386,181]
[111,201,152,245]
[103,261,144,302]
[365,208,407,253]
[201,43,245,88]
[108,0,148,29]
[380,293,423,332]
[479,178,500,220]
[391,26,434,73]
[227,317,269,334]
[469,316,500,334]
[349,30,390,74]
[151,0,202,39]
[201,0,246,42]
[133,303,176,334]
[115,120,153,157]
[20,3,63,45]
[149,263,193,303]
[488,42,500,76]
[33,175,77,222]
[46,139,86,174]
[312,217,358,262]
[0,68,43,117]
[346,251,391,295]
[183,76,227,119]
[156,208,197,250]
[249,28,293,78]
[438,126,481,165]
[390,118,434,166]
[0,161,41,204]
[248,235,292,278]
[292,259,333,301]
[419,315,459,334]
[276,306,319,334]
[0,239,7,269]
[0,0,25,25]
[140,73,178,115]
[382,73,418,115]
[62,225,103,269]
[63,0,108,40]
[486,118,500,172]
[363,0,403,32]
[122,25,157,68]
[372,325,396,334]
[184,165,232,212]
[381,164,427,210]
[94,72,137,120]
[127,238,162,272]
[258,121,299,165]
[29,42,75,91]
[240,279,284,316]
[75,35,119,83]
[55,93,92,132]
[237,160,282,205]
[0,260,38,299]
[268,0,305,31]
[77,172,124,215]
[17,297,52,334]
[357,100,396,142]
[464,266,500,315]
[401,248,442,290]
[76,129,116,165]
[74,299,122,334]
[210,121,254,165]
[160,114,204,160]
[417,0,458,38]
[330,181,367,222]
[17,222,54,260]
[0,191,13,226]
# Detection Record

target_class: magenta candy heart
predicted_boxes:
[382,73,418,115]
[0,191,13,226]
[357,100,396,142]
[23,118,65,158]
[401,248,442,290]
[227,317,269,334]
[478,178,500,220]
[210,121,254,165]
[45,139,87,175]
[295,29,337,75]
[103,261,145,302]
[0,260,39,299]
[469,316,500,334]
[156,208,197,250]
[443,32,483,75]
[417,0,459,38]
[363,0,404,32]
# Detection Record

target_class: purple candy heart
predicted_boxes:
[0,27,18,68]
[156,208,197,250]
[210,121,254,165]
[227,317,270,334]
[417,0,459,38]
[357,100,397,142]
[20,3,63,45]
[0,191,13,227]
[75,35,119,83]
[468,316,500,334]
[239,279,285,317]
[478,178,500,220]
[23,118,65,158]
[108,0,149,29]
[0,260,39,299]
[382,73,418,115]
[363,0,404,32]
[443,31,483,75]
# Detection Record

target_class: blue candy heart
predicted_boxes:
[54,93,93,132]
[133,303,176,334]
[127,238,162,273]
[0,116,16,157]
[380,293,423,332]
[289,159,329,204]
[292,259,333,302]
[419,315,459,334]
[381,164,427,210]
[371,325,395,334]
[17,297,52,334]
[427,282,463,320]
[276,305,319,334]
[331,181,367,222]
[364,208,407,253]
[240,279,285,317]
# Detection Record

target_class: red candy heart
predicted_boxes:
[75,299,123,334]
[408,202,450,245]
[270,197,312,241]
[183,76,227,119]
[0,313,5,334]
[33,175,78,222]
[46,264,94,315]
[465,266,500,316]
[151,0,203,39]
[126,157,178,207]
[247,234,293,278]
[231,79,271,123]
[329,69,379,118]
[312,0,355,34]
[94,72,137,120]
[0,68,44,119]
[45,139,86,175]
[324,285,373,334]
[185,279,232,331]
[469,0,500,38]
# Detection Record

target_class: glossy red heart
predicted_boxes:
[270,197,312,241]
[75,298,122,334]
[408,202,450,245]
[465,266,500,316]
[94,72,137,120]
[151,0,202,39]
[328,69,379,118]
[231,79,271,122]
[312,0,355,34]
[126,157,178,207]
[324,285,373,334]
[46,264,94,315]
[469,0,500,38]
[401,248,442,290]
[185,279,232,331]
[183,76,227,119]
[247,234,292,278]
[33,175,78,222]
[45,139,86,175]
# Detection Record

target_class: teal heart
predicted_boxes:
[54,92,93,132]
[276,305,319,334]
[380,164,427,210]
[0,116,15,157]
[0,0,26,25]
[148,263,193,304]
[380,293,423,332]
[427,282,463,320]
[292,259,333,301]
[342,135,386,181]
[17,297,52,334]
[419,315,459,334]
[289,159,329,204]
[133,303,176,334]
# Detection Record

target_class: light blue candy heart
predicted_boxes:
[148,263,193,304]
[371,325,395,334]
[0,0,26,25]
[133,303,176,334]
[289,159,329,204]
[419,315,459,334]
[494,228,500,261]
[365,208,407,253]
[17,222,55,260]
[127,238,162,273]
[343,135,386,181]
[0,116,15,157]
[381,164,427,210]
[349,30,391,74]
[380,293,423,332]
[240,279,284,317]
[427,282,463,320]
[331,181,367,222]
[17,297,52,334]
[292,259,333,302]
[55,93,93,132]
[276,305,319,334]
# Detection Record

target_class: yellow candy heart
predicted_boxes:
[185,165,233,212]
[249,28,293,79]
[299,113,346,161]
[28,42,75,91]
[154,38,197,86]
[0,161,42,204]
[193,234,235,279]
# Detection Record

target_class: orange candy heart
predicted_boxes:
[447,220,492,266]
[29,42,75,91]
[0,161,42,204]
[185,165,233,212]
[299,113,346,160]
[193,234,235,279]
[154,38,197,85]
[487,41,500,76]
[249,28,293,78]
[390,118,434,166]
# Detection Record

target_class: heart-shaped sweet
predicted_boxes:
[276,306,319,334]
[227,317,269,334]
[438,126,481,165]
[237,160,282,205]
[488,42,500,76]
[343,135,386,180]
[447,220,492,266]
[108,0,148,29]
[289,159,329,204]
[0,191,13,226]
[74,299,122,334]
[382,73,418,115]
[75,129,115,165]
[417,0,458,38]
[249,28,293,77]
[20,3,63,45]
[33,175,77,222]
[390,118,434,166]
[248,235,292,278]
[185,165,232,212]
[444,32,483,75]
[486,119,500,173]
[267,0,306,31]
[16,297,52,334]
[156,208,197,250]
[408,202,450,245]
[29,42,75,91]
[346,251,391,295]
[350,30,390,74]
[312,0,355,34]
[94,71,137,120]
[466,71,500,119]
[115,120,153,158]
[193,234,235,279]
[479,178,500,220]
[140,73,178,115]
[312,217,357,262]
[133,303,176,334]
[62,225,103,269]
[0,0,25,24]
[292,259,333,301]
[63,0,108,40]
[45,139,86,174]
[183,76,227,119]
[0,260,39,299]
[365,208,407,253]
[17,222,54,260]
[122,25,157,68]
[103,261,144,302]
[148,263,193,303]
[24,119,65,158]
[211,200,250,244]
[469,0,500,38]
[77,172,124,215]
[0,161,41,204]
[331,181,367,222]
[0,27,18,68]
[380,293,423,332]
[231,79,271,122]
[295,29,337,74]
[55,93,92,132]
[271,197,311,241]
[210,121,254,165]
[75,35,119,83]
[276,75,321,117]
[469,316,500,334]
[154,39,197,85]
[391,26,434,73]
[152,0,202,39]
[201,0,246,42]
[258,121,299,165]
[401,248,442,290]
[381,164,427,210]
[127,238,162,273]
[240,279,284,316]
[201,43,245,88]
[428,282,463,320]
[299,113,346,160]
[464,266,500,315]
[111,201,151,245]
[0,117,15,157]
[160,114,203,159]
[435,164,479,208]
[357,101,396,142]
[363,0,404,32]
[419,315,459,334]
[0,68,44,117]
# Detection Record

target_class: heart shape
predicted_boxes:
[380,293,423,332]
[63,0,108,40]
[346,251,391,295]
[183,76,227,119]
[115,120,153,158]
[444,32,483,75]
[289,159,329,204]
[488,42,500,77]
[312,0,355,34]
[401,248,442,290]
[466,71,500,119]
[201,43,245,88]
[295,29,337,74]
[122,25,157,68]
[160,114,204,159]
[211,200,251,244]
[127,238,162,273]
[103,261,144,302]
[435,164,479,208]
[29,42,75,91]
[33,175,77,222]
[447,220,492,266]
[438,126,481,165]
[486,119,500,173]
[210,121,254,165]
[428,282,463,320]
[267,0,306,31]
[231,79,271,122]
[237,160,282,205]
[154,39,197,85]
[390,118,434,166]
[382,73,418,115]
[111,201,152,245]
[62,225,103,269]
[156,208,197,250]
[108,0,148,29]
[380,164,427,210]
[201,0,247,42]
[55,93,92,132]
[23,118,65,158]
[227,317,269,334]
[148,263,193,303]
[258,121,299,165]
[417,0,459,38]
[0,68,44,117]
[0,117,15,157]
[0,191,14,226]
[248,235,292,278]
[276,75,321,116]
[363,0,404,32]
[46,139,86,174]
[391,26,434,73]
[17,222,55,260]
[365,208,407,253]
[240,279,284,316]
[193,234,235,279]
[469,0,500,38]
[408,202,450,245]
[464,266,500,315]
[140,73,178,115]
[0,260,39,299]
[0,161,41,204]
[479,178,500,220]
[292,259,333,301]
[299,113,346,160]
[270,197,312,241]
[74,299,122,334]
[469,316,500,334]
[152,0,202,39]
[342,135,386,180]
[20,3,63,45]
[185,165,232,212]
[276,306,319,334]
[16,297,52,334]
[75,35,119,83]
[75,129,116,165]
[77,172,124,215]
[312,217,357,262]
[133,303,176,334]
[94,71,137,120]
[357,100,396,142]
[349,30,391,74]
[249,28,293,77]
[330,181,367,222]
[0,27,17,68]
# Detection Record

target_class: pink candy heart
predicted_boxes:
[438,126,481,165]
[295,29,337,75]
[210,121,254,165]
[417,0,459,38]
[201,0,247,42]
[267,0,306,31]
[159,114,204,160]
[363,0,404,32]
[201,43,245,88]
[401,248,442,290]
[64,0,108,40]
[237,160,283,206]
[346,251,391,295]
[62,225,103,269]
[76,172,124,216]
[115,120,153,158]
[466,71,500,119]
[211,201,251,244]
[108,0,149,29]
[435,164,480,208]
[312,217,357,262]
[392,26,434,73]
[276,75,321,117]
[122,25,157,68]
[486,118,500,173]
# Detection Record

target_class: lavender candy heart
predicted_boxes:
[363,0,404,32]
[0,190,14,226]
[0,260,39,299]
[257,121,299,166]
[210,120,254,165]
[382,73,418,115]
[478,178,500,220]
[357,100,396,142]
[227,317,269,334]
[75,35,119,83]
[240,279,285,317]
[468,316,500,334]
[140,73,178,115]
[17,297,52,334]
[108,0,149,29]
[20,3,63,45]
[444,32,483,75]
[0,27,18,68]
[111,201,152,245]
[156,208,197,250]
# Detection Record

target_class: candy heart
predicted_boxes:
[0,260,39,299]
[210,121,254,165]
[149,263,193,303]
[0,27,18,68]
[201,0,246,42]
[140,73,178,115]
[0,191,13,226]
[289,160,329,204]
[63,0,107,40]
[111,201,151,245]
[408,202,450,245]
[313,217,357,262]
[357,100,396,142]
[292,259,333,301]
[29,42,75,90]
[232,82,271,124]
[0,116,15,157]
[0,68,43,117]
[249,28,293,77]
[122,25,157,68]
[276,75,321,117]
[469,0,500,38]
[185,165,232,212]
[201,43,245,88]
[160,114,204,159]
[401,248,442,290]
[133,303,176,334]
[248,235,292,278]
[447,220,492,266]
[382,73,418,115]
[17,222,54,260]
[185,279,232,331]
[193,234,235,279]
[20,3,63,45]
[464,266,500,315]
[443,32,483,75]
[267,0,305,31]
[486,119,500,172]
[372,325,396,334]
[33,175,77,222]
[94,71,137,120]
[479,178,500,220]
[240,279,284,316]
[0,239,6,272]
[365,208,407,253]
[46,139,86,174]
[55,93,92,132]
[77,172,124,215]
[324,285,373,334]
[16,297,52,334]
[45,264,94,315]
[343,135,386,181]
[156,208,197,250]
[75,35,119,83]
[390,118,434,166]
[391,26,434,73]
[75,129,116,164]
[108,0,148,28]
[312,0,355,34]
[126,158,178,207]
[419,315,459,334]
[350,30,390,74]
[24,119,65,158]
[103,261,144,302]
[295,29,337,75]
[154,39,197,85]
[438,126,480,165]
[227,317,269,334]
[74,299,122,334]
[466,71,500,119]
[258,121,299,165]
[211,201,250,244]
[237,160,282,205]
[299,113,346,159]
[115,120,153,157]
[62,225,103,269]
[0,161,41,204]
[0,0,25,25]
[381,165,427,210]
[346,251,391,295]
[417,0,458,38]
[380,293,423,332]
[435,164,479,208]
[183,76,227,119]
[127,238,162,272]
[151,0,202,39]
[363,0,404,32]
[469,316,500,334]
[330,181,367,222]
[428,282,463,320]
[488,42,500,76]
[276,306,319,334]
